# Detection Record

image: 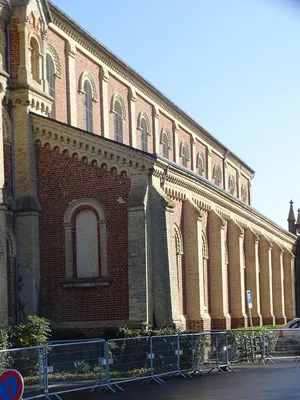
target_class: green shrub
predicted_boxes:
[8,315,51,348]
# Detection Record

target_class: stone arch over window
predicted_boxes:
[111,93,126,143]
[46,44,61,78]
[137,112,151,152]
[63,199,108,279]
[111,93,126,119]
[160,127,171,159]
[241,184,248,202]
[180,141,190,168]
[29,36,41,82]
[174,223,183,255]
[197,152,205,176]
[228,174,236,195]
[212,164,222,187]
[2,107,12,143]
[78,71,98,102]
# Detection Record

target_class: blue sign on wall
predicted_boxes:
[246,290,253,309]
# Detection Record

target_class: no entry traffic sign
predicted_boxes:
[0,370,24,400]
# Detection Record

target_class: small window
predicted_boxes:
[197,152,205,176]
[161,129,170,159]
[241,184,248,202]
[228,174,236,195]
[83,80,93,132]
[114,100,123,143]
[213,165,222,187]
[140,118,148,152]
[180,142,189,168]
[30,37,40,82]
[46,54,56,118]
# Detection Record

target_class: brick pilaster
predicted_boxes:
[244,229,262,326]
[208,211,231,329]
[272,244,286,325]
[259,236,275,325]
[228,220,247,328]
[283,251,295,320]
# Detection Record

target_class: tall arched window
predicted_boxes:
[213,165,222,187]
[83,80,93,132]
[140,118,148,152]
[114,100,123,143]
[76,209,98,278]
[30,37,40,82]
[46,54,56,119]
[64,199,108,280]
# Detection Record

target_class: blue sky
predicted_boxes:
[52,0,300,230]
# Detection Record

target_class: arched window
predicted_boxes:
[114,100,123,143]
[197,152,205,176]
[160,128,171,159]
[46,54,56,118]
[140,117,148,152]
[241,184,248,203]
[180,141,189,168]
[228,174,236,195]
[213,165,222,187]
[64,199,108,280]
[76,209,98,278]
[29,37,40,82]
[83,80,93,132]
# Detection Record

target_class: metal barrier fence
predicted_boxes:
[226,330,264,363]
[0,346,46,400]
[263,329,300,364]
[0,331,237,398]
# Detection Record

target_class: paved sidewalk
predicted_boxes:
[64,361,300,399]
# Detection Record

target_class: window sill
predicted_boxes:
[62,277,112,288]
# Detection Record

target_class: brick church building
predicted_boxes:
[0,0,296,335]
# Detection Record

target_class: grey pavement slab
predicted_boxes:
[63,361,300,400]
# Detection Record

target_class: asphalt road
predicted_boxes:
[64,361,300,400]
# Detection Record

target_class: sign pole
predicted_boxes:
[246,290,253,329]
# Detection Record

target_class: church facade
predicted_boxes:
[0,0,296,336]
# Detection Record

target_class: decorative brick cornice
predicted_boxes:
[30,113,155,176]
[154,159,295,248]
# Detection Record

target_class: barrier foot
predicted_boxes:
[264,357,275,365]
[141,376,165,385]
[191,369,205,377]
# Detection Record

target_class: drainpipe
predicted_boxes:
[223,150,229,191]
[7,23,20,324]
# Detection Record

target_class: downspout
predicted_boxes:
[6,23,20,324]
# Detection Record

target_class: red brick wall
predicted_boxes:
[36,145,130,324]
[75,50,101,133]
[9,19,19,80]
[108,74,129,144]
[158,112,173,162]
[47,29,68,123]
[135,94,153,153]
